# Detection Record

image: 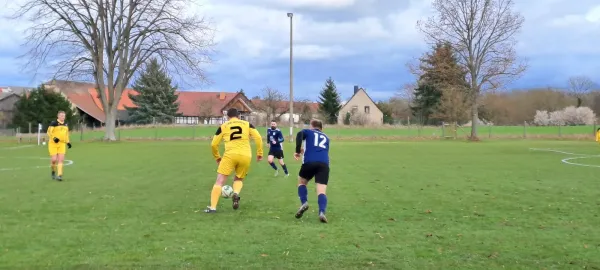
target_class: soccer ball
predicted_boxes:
[221,185,234,198]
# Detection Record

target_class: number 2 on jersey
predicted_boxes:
[230,126,242,140]
[313,133,327,148]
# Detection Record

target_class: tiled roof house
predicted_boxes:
[250,98,320,124]
[43,80,254,126]
[0,86,33,128]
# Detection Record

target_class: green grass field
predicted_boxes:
[52,124,600,141]
[3,124,598,142]
[1,140,600,269]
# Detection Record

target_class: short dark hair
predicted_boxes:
[226,108,239,118]
[310,119,323,130]
[271,120,277,123]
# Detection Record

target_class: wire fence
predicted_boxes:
[2,122,598,143]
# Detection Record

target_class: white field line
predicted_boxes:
[529,148,600,168]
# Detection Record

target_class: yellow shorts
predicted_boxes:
[217,154,251,179]
[48,143,66,156]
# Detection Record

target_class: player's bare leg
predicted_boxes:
[231,176,244,210]
[205,173,227,213]
[278,158,289,177]
[316,184,328,223]
[295,177,309,219]
[55,154,65,181]
[50,155,58,180]
[268,155,278,176]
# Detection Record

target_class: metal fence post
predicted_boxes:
[523,121,526,138]
[558,125,562,137]
[441,123,445,138]
[488,125,491,138]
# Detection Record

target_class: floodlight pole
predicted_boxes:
[287,12,294,141]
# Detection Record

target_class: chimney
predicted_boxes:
[354,85,359,94]
[219,92,226,100]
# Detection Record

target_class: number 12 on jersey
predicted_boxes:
[313,133,327,148]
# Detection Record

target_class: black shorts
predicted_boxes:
[268,149,284,159]
[298,162,330,185]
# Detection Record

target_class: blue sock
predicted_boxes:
[318,194,327,214]
[281,164,288,174]
[298,185,307,204]
[269,162,277,170]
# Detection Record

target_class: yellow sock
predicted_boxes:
[233,181,243,194]
[210,185,222,209]
[57,163,63,176]
[51,163,57,173]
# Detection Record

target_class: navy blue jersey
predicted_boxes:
[295,129,329,165]
[267,128,284,150]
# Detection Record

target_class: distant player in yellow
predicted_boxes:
[205,108,264,213]
[596,128,600,143]
[47,111,72,181]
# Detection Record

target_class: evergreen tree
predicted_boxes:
[318,77,343,124]
[343,112,351,125]
[126,58,180,124]
[11,85,79,132]
[411,42,468,124]
[376,101,394,124]
[238,88,245,95]
[411,84,442,124]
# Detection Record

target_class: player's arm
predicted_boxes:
[278,130,285,143]
[211,126,225,160]
[66,125,70,143]
[46,126,54,139]
[249,124,263,157]
[295,130,305,154]
[47,121,57,142]
[265,130,270,147]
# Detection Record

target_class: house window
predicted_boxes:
[351,106,358,113]
[364,106,370,114]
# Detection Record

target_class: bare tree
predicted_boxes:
[433,86,470,124]
[418,0,526,140]
[196,98,216,124]
[295,99,314,125]
[396,83,416,103]
[11,0,215,140]
[258,87,287,122]
[568,76,595,107]
[0,111,5,128]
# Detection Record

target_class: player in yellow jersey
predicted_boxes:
[596,128,600,143]
[204,108,264,213]
[47,111,72,181]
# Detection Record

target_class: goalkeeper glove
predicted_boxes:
[67,143,72,149]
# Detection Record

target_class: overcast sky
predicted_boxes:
[1,0,599,101]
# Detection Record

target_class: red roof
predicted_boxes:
[66,93,106,122]
[87,88,138,111]
[65,89,137,122]
[176,91,245,116]
[48,79,273,121]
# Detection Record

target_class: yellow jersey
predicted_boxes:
[211,118,263,159]
[47,120,70,143]
[596,131,600,142]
